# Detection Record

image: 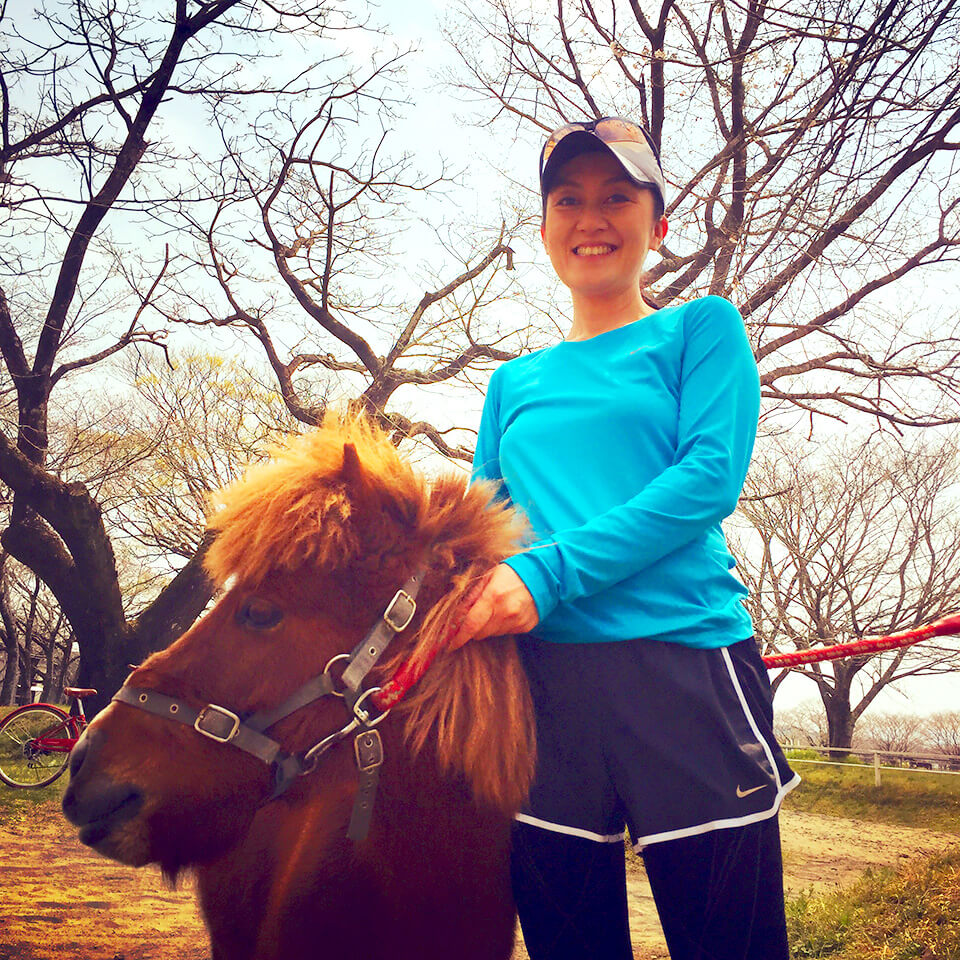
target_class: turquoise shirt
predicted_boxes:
[471,295,759,648]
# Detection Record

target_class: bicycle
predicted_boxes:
[0,687,96,788]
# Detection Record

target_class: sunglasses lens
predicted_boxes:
[541,123,586,169]
[542,118,653,173]
[594,118,645,145]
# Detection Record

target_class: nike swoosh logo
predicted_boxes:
[736,784,766,798]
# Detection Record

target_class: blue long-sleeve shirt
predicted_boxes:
[471,295,759,648]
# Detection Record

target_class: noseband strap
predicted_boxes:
[112,567,427,841]
[112,687,286,764]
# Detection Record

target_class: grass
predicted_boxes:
[0,775,68,822]
[783,760,960,836]
[782,762,960,957]
[787,846,960,959]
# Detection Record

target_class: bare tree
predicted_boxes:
[0,551,73,705]
[446,0,960,429]
[853,711,925,754]
[922,711,960,758]
[110,350,299,568]
[153,74,528,459]
[730,433,960,750]
[0,0,376,712]
[773,700,828,747]
[0,0,553,712]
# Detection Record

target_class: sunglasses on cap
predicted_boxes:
[539,116,666,211]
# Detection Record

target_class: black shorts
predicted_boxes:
[516,635,799,850]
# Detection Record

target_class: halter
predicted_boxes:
[112,568,426,842]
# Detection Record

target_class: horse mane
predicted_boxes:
[204,413,536,813]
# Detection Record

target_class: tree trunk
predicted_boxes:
[0,633,17,705]
[0,555,19,705]
[823,695,856,756]
[75,621,138,717]
[17,641,33,704]
[41,632,57,701]
[55,633,76,698]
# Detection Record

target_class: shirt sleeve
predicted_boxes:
[471,365,510,502]
[503,297,760,623]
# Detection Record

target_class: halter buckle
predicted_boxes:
[383,589,416,632]
[354,729,383,773]
[195,704,241,743]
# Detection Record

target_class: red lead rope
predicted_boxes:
[760,612,960,669]
[374,612,960,712]
[373,630,450,711]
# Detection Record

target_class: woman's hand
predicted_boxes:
[447,564,539,650]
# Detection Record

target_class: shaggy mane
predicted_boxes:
[204,412,536,813]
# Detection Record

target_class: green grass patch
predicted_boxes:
[0,773,68,823]
[784,760,960,836]
[787,846,960,959]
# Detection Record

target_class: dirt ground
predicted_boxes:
[0,806,956,960]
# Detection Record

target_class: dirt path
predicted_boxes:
[0,806,955,960]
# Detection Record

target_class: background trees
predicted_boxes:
[0,0,347,710]
[0,0,525,710]
[730,433,960,749]
[447,0,960,429]
[0,552,74,706]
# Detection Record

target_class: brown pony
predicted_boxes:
[62,415,536,960]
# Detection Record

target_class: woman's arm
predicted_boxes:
[471,365,507,493]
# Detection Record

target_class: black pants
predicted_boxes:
[511,813,789,960]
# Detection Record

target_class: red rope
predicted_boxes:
[761,612,960,669]
[373,649,436,711]
[376,612,960,710]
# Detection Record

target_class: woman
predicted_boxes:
[451,118,799,960]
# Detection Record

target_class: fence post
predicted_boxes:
[874,752,881,787]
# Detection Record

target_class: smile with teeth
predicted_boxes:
[574,244,617,256]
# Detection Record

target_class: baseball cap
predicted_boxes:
[539,117,666,214]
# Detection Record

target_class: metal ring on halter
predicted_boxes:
[352,687,390,728]
[323,653,352,698]
[301,718,359,773]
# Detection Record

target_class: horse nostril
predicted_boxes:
[68,727,97,779]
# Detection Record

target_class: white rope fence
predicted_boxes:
[780,743,960,785]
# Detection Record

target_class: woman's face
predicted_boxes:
[541,150,667,301]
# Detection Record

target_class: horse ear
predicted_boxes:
[340,441,384,510]
[340,442,364,486]
[340,442,416,529]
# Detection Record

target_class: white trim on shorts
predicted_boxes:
[632,647,801,851]
[631,775,800,851]
[515,813,626,843]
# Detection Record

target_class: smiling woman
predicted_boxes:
[457,117,798,960]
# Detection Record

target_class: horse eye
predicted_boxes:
[236,598,283,631]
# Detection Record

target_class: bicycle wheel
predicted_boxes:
[0,704,73,788]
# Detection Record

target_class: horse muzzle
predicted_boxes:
[62,728,147,864]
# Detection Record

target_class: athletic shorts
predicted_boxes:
[516,635,800,851]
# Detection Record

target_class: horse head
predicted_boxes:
[62,415,535,879]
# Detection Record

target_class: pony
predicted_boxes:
[62,415,536,960]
